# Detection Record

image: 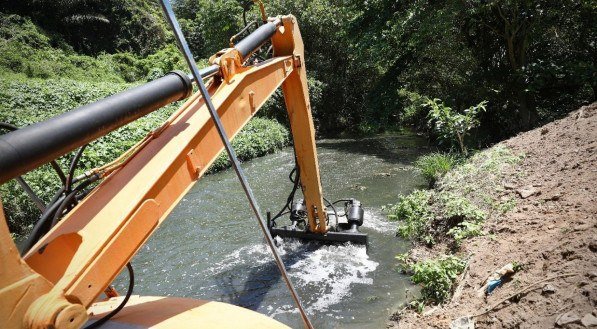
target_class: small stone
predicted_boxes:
[581,313,597,327]
[504,182,516,190]
[556,311,581,326]
[589,241,597,253]
[450,316,474,329]
[541,127,549,135]
[517,186,539,199]
[542,284,557,295]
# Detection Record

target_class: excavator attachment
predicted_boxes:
[269,199,368,244]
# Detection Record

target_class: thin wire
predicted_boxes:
[158,2,314,328]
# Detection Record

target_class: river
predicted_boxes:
[119,133,429,328]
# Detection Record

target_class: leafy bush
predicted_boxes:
[415,153,459,187]
[409,255,466,304]
[386,188,486,246]
[426,98,487,154]
[207,118,290,172]
[439,193,486,223]
[0,14,193,83]
[447,221,483,246]
[398,89,430,129]
[385,190,435,245]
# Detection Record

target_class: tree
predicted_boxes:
[426,99,487,155]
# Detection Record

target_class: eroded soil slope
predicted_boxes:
[394,103,597,328]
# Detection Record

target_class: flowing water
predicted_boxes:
[121,133,429,328]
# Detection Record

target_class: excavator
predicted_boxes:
[0,1,367,328]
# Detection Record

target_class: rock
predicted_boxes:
[589,241,597,253]
[542,284,557,295]
[556,311,581,326]
[517,186,539,199]
[581,313,597,327]
[503,182,517,190]
[450,316,475,329]
[374,172,392,177]
[541,127,549,135]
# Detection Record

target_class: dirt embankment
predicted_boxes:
[392,103,597,328]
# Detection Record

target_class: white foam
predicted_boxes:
[205,236,379,316]
[279,240,379,314]
[361,209,398,234]
[205,244,271,274]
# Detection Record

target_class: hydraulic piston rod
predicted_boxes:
[0,71,193,184]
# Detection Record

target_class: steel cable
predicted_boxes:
[158,2,314,327]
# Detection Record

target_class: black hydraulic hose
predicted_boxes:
[323,197,339,228]
[50,176,98,228]
[21,191,65,255]
[50,161,67,186]
[65,145,87,193]
[84,262,134,329]
[21,175,98,255]
[271,166,301,222]
[0,71,193,184]
[332,199,352,205]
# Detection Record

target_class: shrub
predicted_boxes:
[425,98,487,154]
[207,118,290,172]
[409,255,466,304]
[439,193,486,223]
[447,221,483,246]
[415,153,458,187]
[386,189,486,246]
[385,190,435,245]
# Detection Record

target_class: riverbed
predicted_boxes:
[120,133,428,328]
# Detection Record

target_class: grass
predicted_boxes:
[415,153,459,187]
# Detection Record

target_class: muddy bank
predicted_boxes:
[390,103,597,328]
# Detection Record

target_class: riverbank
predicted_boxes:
[389,103,597,328]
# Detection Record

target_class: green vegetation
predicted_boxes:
[1,0,594,138]
[426,99,487,154]
[391,145,524,308]
[407,255,466,305]
[385,190,434,245]
[0,14,191,82]
[386,190,486,246]
[208,118,290,172]
[389,146,520,247]
[414,153,459,187]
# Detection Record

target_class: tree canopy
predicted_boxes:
[1,0,595,142]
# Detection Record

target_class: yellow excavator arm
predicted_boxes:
[0,15,323,329]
